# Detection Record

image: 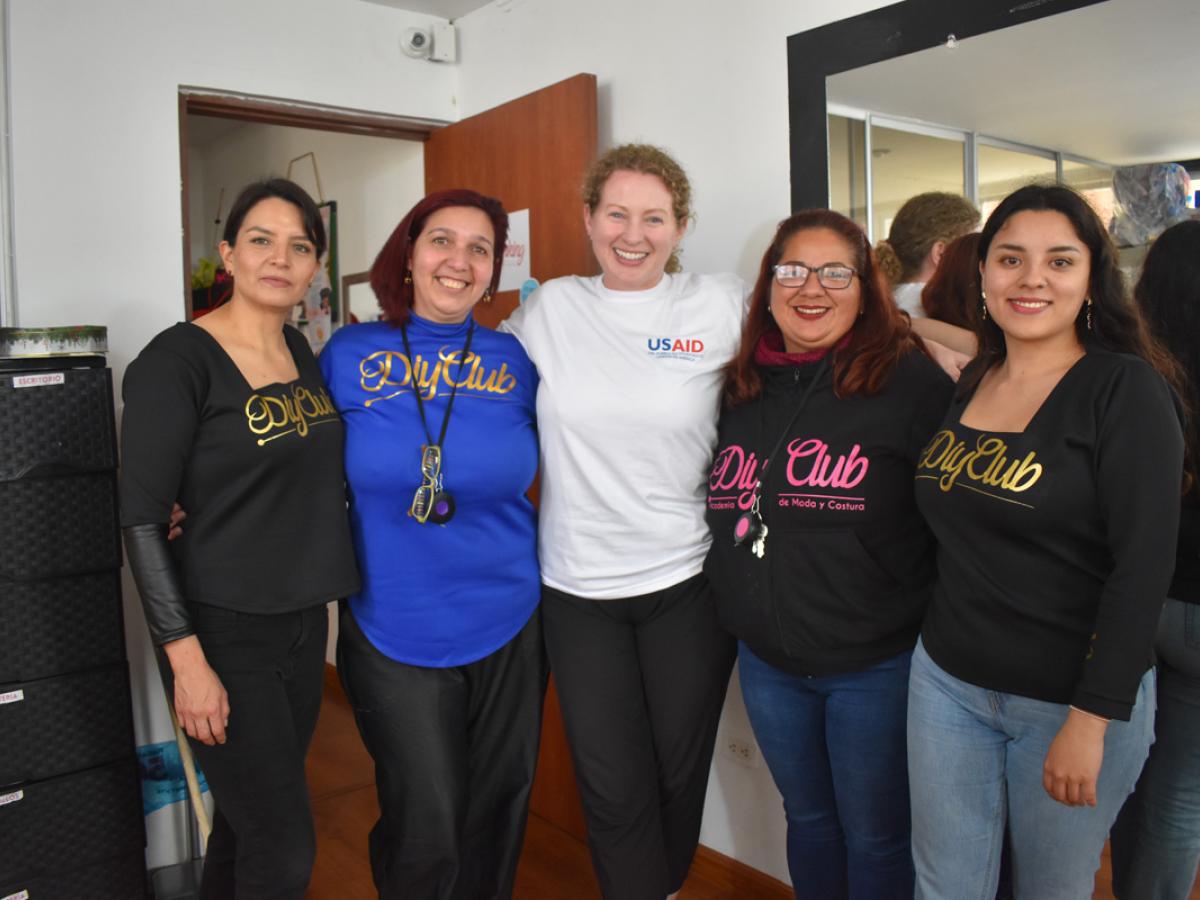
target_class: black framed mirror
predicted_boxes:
[786,0,1109,211]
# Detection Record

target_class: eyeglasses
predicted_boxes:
[409,444,442,524]
[773,262,858,290]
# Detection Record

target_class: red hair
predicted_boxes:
[371,189,509,325]
[724,209,922,407]
[920,231,981,329]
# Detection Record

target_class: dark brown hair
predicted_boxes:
[1134,220,1200,492]
[723,209,922,407]
[371,189,509,325]
[920,231,982,329]
[223,177,327,259]
[965,184,1181,398]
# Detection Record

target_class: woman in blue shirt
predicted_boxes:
[319,189,542,900]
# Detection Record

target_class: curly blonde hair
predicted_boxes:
[874,192,979,286]
[582,143,692,273]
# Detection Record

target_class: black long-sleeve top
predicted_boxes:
[120,323,359,640]
[704,349,953,676]
[1171,497,1200,603]
[915,348,1183,720]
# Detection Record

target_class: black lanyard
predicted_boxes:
[400,318,476,452]
[752,356,830,503]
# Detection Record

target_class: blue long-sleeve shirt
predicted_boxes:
[320,315,539,667]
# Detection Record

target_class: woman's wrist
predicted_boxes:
[1068,705,1110,729]
[163,634,207,672]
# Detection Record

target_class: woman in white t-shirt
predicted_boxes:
[503,144,740,900]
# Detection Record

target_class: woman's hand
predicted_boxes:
[168,502,187,541]
[923,338,971,382]
[1042,707,1108,806]
[163,635,230,746]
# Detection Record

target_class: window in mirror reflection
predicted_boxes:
[1062,159,1115,224]
[978,143,1058,221]
[829,115,868,230]
[869,125,965,241]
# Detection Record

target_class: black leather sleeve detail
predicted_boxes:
[122,523,194,645]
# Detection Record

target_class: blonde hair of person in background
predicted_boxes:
[875,191,980,287]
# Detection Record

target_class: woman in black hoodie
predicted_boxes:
[704,209,951,899]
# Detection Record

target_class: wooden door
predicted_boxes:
[423,73,597,841]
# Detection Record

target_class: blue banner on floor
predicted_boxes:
[137,740,209,817]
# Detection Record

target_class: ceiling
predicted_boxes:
[827,0,1200,167]
[355,0,492,19]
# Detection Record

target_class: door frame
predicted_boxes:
[178,86,449,318]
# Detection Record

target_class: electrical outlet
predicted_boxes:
[722,734,761,768]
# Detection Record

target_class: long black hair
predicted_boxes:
[965,184,1178,396]
[1135,219,1200,486]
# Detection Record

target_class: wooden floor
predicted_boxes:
[303,671,1193,899]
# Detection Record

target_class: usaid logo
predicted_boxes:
[647,336,705,360]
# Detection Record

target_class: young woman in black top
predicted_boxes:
[704,209,952,899]
[1110,219,1200,899]
[120,179,359,899]
[908,185,1184,899]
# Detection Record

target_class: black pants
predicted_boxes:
[542,573,736,900]
[337,603,547,900]
[173,601,328,900]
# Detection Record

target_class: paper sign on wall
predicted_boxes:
[499,209,531,293]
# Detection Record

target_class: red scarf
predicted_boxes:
[754,329,848,367]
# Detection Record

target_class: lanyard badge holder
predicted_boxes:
[731,356,829,559]
[402,320,475,526]
[409,444,457,525]
[733,489,768,558]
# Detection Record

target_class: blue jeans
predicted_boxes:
[738,643,914,900]
[1111,598,1200,899]
[908,639,1154,900]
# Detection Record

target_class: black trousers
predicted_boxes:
[173,601,328,900]
[542,573,737,900]
[337,603,547,900]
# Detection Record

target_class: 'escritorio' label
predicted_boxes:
[13,372,65,389]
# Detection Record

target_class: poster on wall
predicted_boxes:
[296,201,339,353]
[499,209,530,293]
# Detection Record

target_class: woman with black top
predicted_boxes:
[704,209,952,899]
[1110,219,1200,899]
[120,178,360,900]
[908,184,1184,899]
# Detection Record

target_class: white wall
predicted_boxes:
[8,0,455,869]
[453,0,894,883]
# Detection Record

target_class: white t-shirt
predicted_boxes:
[502,272,745,599]
[893,281,926,318]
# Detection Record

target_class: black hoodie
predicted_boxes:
[704,349,952,677]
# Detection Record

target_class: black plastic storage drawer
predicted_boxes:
[0,759,144,883]
[0,663,134,784]
[0,850,146,900]
[0,471,121,581]
[0,572,125,682]
[0,365,117,481]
